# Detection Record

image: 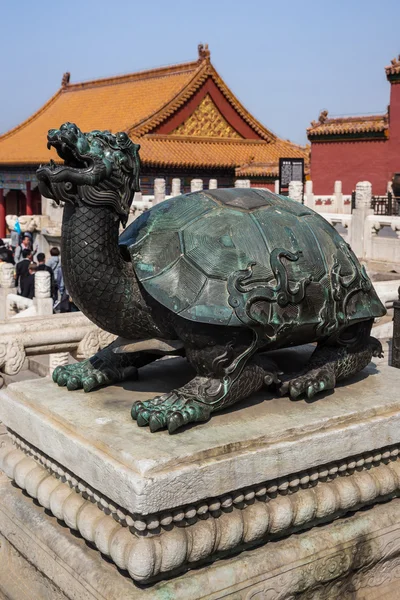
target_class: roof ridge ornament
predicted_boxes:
[61,72,71,88]
[385,55,400,79]
[310,110,328,128]
[198,43,211,62]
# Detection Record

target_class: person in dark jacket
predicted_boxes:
[19,262,36,299]
[15,248,33,292]
[0,239,14,264]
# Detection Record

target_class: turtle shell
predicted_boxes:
[120,188,385,338]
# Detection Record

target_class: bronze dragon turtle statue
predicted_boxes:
[37,123,385,433]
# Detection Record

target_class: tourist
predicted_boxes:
[15,248,32,293]
[19,262,36,299]
[46,247,61,302]
[0,239,14,264]
[10,219,21,252]
[56,266,78,313]
[36,252,54,278]
[46,247,61,279]
[14,233,32,263]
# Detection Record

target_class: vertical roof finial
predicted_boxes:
[61,72,71,87]
[198,44,210,61]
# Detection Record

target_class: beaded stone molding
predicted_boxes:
[2,429,400,582]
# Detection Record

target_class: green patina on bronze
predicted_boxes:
[37,123,386,434]
[120,187,384,343]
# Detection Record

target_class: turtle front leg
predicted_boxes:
[280,336,383,400]
[53,340,160,392]
[131,361,269,433]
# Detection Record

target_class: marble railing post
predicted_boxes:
[0,263,16,321]
[350,181,373,259]
[274,180,280,194]
[209,179,218,189]
[304,180,314,208]
[288,181,303,203]
[334,180,343,213]
[171,178,181,197]
[234,180,251,188]
[191,179,203,193]
[153,178,166,205]
[34,271,53,316]
[1,264,15,289]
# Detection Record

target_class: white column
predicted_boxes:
[304,180,314,209]
[209,179,218,189]
[274,180,280,194]
[234,179,251,188]
[1,264,15,288]
[33,270,53,316]
[333,180,343,213]
[190,179,203,193]
[355,181,372,209]
[153,178,166,205]
[288,181,303,203]
[350,181,373,259]
[171,178,181,197]
[34,271,51,298]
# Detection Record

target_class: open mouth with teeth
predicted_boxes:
[36,122,141,223]
[37,124,111,203]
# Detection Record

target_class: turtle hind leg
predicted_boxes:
[280,335,383,401]
[131,349,274,434]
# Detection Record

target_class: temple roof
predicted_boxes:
[386,55,400,80]
[0,45,307,174]
[138,136,306,171]
[307,110,388,141]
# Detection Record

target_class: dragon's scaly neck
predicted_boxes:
[61,202,150,338]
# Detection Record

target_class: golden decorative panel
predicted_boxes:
[172,94,242,138]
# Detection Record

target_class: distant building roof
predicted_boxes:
[0,45,307,175]
[307,110,388,141]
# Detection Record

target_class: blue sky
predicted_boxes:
[0,0,399,145]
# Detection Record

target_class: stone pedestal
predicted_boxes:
[1,349,400,597]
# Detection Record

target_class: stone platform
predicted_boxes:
[1,348,400,594]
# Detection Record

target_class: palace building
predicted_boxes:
[308,55,400,195]
[0,44,307,237]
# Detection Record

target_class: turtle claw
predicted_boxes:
[280,367,336,401]
[131,391,211,433]
[52,358,138,393]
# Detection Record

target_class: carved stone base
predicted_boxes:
[1,352,400,591]
[1,470,400,599]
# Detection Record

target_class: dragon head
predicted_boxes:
[37,122,140,226]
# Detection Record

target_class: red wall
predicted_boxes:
[388,81,400,177]
[310,139,389,195]
[310,80,400,195]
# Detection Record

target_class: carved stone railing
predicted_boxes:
[319,212,352,241]
[364,214,400,262]
[0,312,115,380]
